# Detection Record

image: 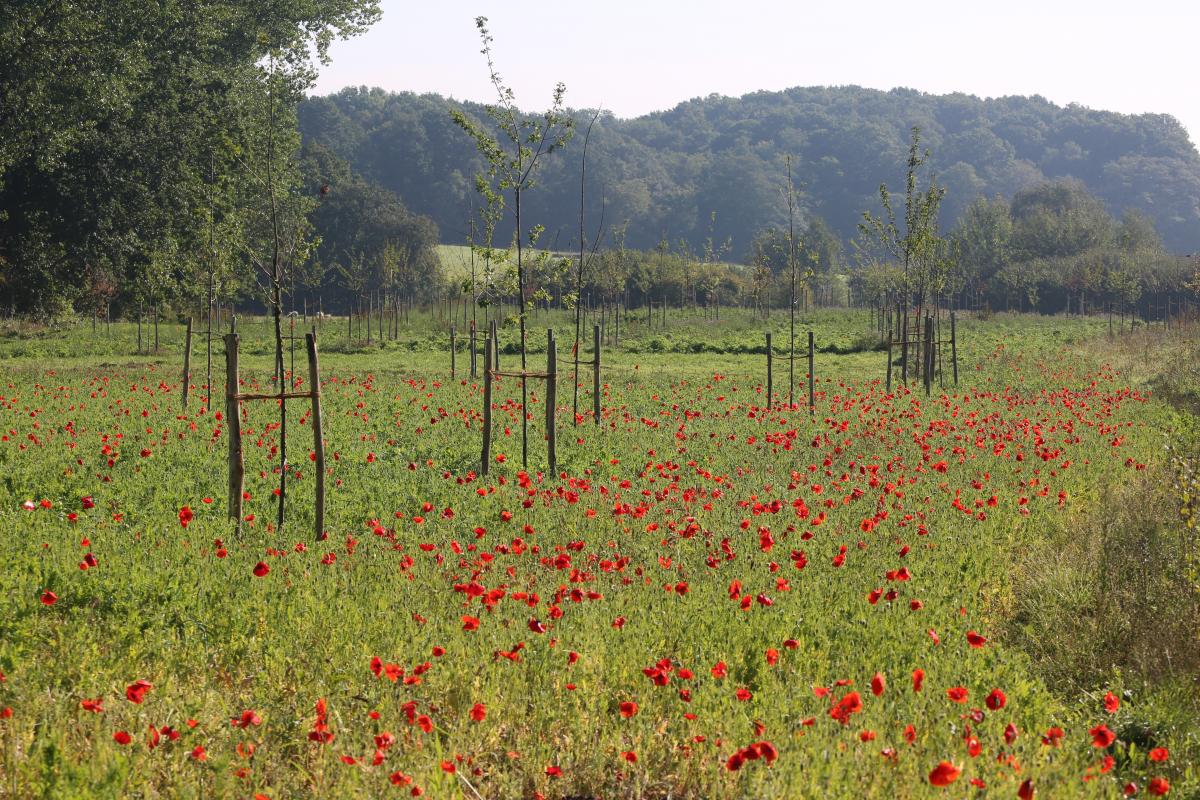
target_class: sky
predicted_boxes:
[311,0,1200,149]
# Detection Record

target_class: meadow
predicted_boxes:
[0,309,1196,799]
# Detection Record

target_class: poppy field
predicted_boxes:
[0,311,1196,799]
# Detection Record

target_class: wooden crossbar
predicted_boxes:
[233,391,315,402]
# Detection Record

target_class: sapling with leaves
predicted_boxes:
[451,16,574,468]
[228,59,319,532]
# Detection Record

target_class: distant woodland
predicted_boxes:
[300,86,1200,255]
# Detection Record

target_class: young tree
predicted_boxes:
[451,17,574,468]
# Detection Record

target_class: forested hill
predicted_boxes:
[299,85,1200,255]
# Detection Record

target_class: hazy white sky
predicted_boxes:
[311,0,1199,148]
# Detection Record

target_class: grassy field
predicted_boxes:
[0,310,1196,798]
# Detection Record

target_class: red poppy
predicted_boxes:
[870,672,886,697]
[965,630,987,648]
[252,561,270,577]
[928,761,961,786]
[462,616,480,631]
[1090,724,1116,748]
[912,668,925,692]
[232,709,261,728]
[125,680,152,704]
[946,687,968,703]
[469,703,487,722]
[1018,778,1036,799]
[1103,691,1120,713]
[191,745,207,761]
[178,506,194,528]
[985,689,1006,710]
[619,701,638,718]
[1147,777,1170,796]
[40,590,58,606]
[113,730,132,745]
[829,691,863,725]
[1148,747,1169,762]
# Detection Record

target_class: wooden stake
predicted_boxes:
[765,331,773,409]
[886,328,893,393]
[950,312,959,386]
[808,330,815,413]
[182,317,193,409]
[306,333,325,541]
[482,336,493,476]
[592,324,601,426]
[224,333,244,529]
[450,326,457,379]
[546,329,557,475]
[924,316,934,396]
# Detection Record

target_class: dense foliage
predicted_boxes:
[299,85,1200,258]
[0,0,383,317]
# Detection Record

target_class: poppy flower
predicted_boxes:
[1042,727,1064,747]
[232,709,261,728]
[870,672,886,697]
[946,687,968,703]
[985,689,1006,710]
[1090,724,1116,748]
[40,590,58,606]
[252,561,270,577]
[462,616,480,631]
[1147,777,1169,796]
[912,668,925,692]
[1148,747,1169,762]
[469,703,487,722]
[928,761,961,786]
[178,506,194,528]
[619,701,638,718]
[125,680,152,704]
[965,630,987,648]
[545,766,562,777]
[191,745,207,761]
[1103,691,1120,713]
[113,730,132,745]
[829,691,863,725]
[1018,778,1035,799]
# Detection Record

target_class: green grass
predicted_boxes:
[0,310,1194,798]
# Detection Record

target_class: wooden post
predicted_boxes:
[950,312,959,386]
[808,330,815,413]
[481,336,493,476]
[450,326,457,379]
[490,320,500,372]
[592,324,601,426]
[470,321,477,378]
[765,331,773,409]
[886,328,893,393]
[899,304,907,385]
[924,316,934,396]
[546,329,557,475]
[224,333,244,529]
[306,333,325,541]
[182,317,193,409]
